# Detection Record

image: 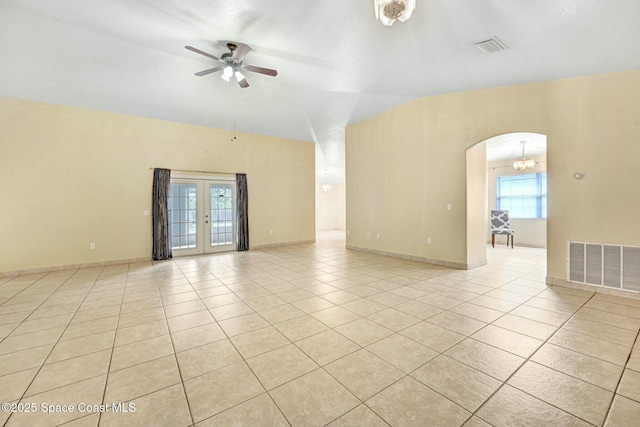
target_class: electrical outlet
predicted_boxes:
[143,210,150,216]
[376,233,381,239]
[366,232,371,238]
[427,237,432,244]
[269,229,273,235]
[447,204,452,211]
[90,243,96,249]
[347,230,350,236]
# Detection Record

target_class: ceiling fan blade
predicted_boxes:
[185,45,220,62]
[232,42,251,61]
[195,66,224,77]
[238,79,250,89]
[243,64,278,77]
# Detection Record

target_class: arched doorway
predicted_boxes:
[466,132,547,268]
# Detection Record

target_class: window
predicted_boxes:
[496,172,547,219]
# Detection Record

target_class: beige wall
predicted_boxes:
[487,155,547,248]
[316,182,346,231]
[466,142,487,267]
[346,69,640,279]
[0,97,315,274]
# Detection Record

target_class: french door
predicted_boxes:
[168,178,236,255]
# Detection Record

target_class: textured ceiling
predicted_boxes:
[1,1,639,181]
[485,132,546,163]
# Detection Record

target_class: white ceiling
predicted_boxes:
[485,132,546,163]
[2,1,639,181]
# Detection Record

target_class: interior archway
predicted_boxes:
[466,132,547,269]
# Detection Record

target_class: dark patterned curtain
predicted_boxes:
[152,168,172,260]
[236,173,249,251]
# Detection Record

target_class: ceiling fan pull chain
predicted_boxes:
[231,83,237,142]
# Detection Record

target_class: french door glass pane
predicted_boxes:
[168,183,197,249]
[210,184,234,246]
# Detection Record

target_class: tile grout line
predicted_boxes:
[334,285,512,425]
[343,275,593,425]
[92,267,128,426]
[181,252,505,425]
[154,259,201,427]
[601,324,640,424]
[216,259,361,427]
[175,255,293,426]
[0,272,78,341]
[182,252,403,425]
[5,266,109,425]
[175,246,632,426]
[187,246,621,426]
[5,242,639,425]
[468,290,607,426]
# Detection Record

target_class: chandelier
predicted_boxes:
[321,169,331,192]
[513,141,535,171]
[374,0,416,26]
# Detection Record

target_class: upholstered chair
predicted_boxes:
[491,210,514,248]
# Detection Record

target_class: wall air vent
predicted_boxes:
[568,242,640,293]
[474,37,508,54]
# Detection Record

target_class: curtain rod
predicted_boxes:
[150,167,236,175]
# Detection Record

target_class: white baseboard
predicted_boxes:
[0,257,151,278]
[346,245,483,270]
[252,239,316,249]
[546,276,640,300]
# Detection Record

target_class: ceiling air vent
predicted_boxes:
[474,37,508,54]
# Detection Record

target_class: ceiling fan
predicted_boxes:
[185,42,278,88]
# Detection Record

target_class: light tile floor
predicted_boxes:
[1,233,640,426]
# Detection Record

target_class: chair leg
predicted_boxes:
[511,235,514,249]
[491,234,495,248]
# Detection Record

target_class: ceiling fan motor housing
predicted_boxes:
[222,43,239,63]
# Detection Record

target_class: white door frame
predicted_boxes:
[169,174,236,256]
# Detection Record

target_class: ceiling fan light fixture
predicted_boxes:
[374,0,415,26]
[221,66,233,82]
[186,42,278,88]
